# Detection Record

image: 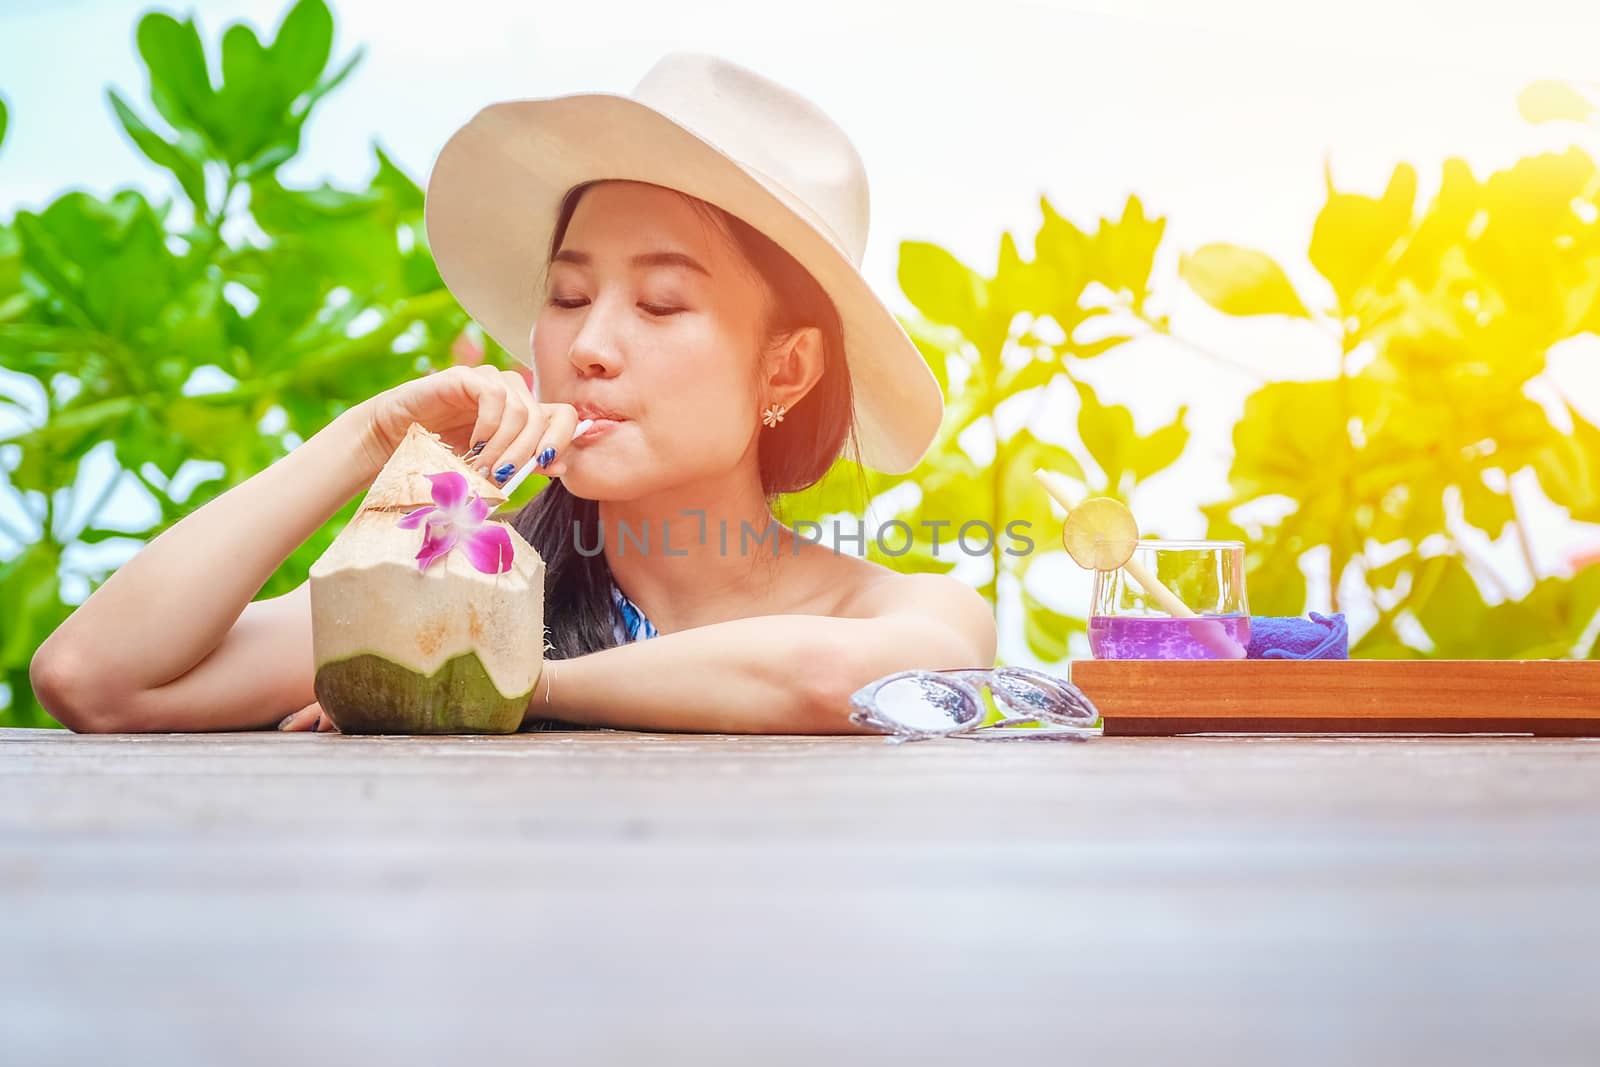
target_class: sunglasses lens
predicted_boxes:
[988,672,1098,726]
[867,675,981,733]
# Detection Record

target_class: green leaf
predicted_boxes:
[0,542,66,668]
[1180,243,1310,318]
[216,22,287,166]
[1032,197,1095,331]
[997,356,1060,396]
[991,231,1048,315]
[106,89,208,215]
[1021,585,1083,664]
[1415,557,1600,658]
[1244,533,1312,618]
[1365,553,1410,590]
[1413,556,1489,653]
[1131,406,1190,481]
[1310,162,1417,310]
[14,190,181,343]
[1459,474,1514,538]
[1227,379,1347,500]
[271,0,335,99]
[775,456,878,523]
[1517,81,1596,125]
[237,141,299,180]
[300,44,365,117]
[1351,632,1425,660]
[1002,428,1086,536]
[898,241,986,340]
[135,12,216,148]
[247,176,404,298]
[1068,329,1137,360]
[1534,409,1600,522]
[76,527,150,546]
[1093,195,1167,305]
[1074,380,1136,496]
[372,143,424,213]
[0,94,9,152]
[0,222,22,304]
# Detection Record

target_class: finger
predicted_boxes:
[432,365,496,452]
[316,711,340,733]
[277,701,322,732]
[481,373,545,487]
[530,404,580,475]
[463,366,509,468]
[473,371,535,483]
[492,408,554,494]
[495,399,575,493]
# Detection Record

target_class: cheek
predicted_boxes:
[647,333,757,436]
[528,318,567,398]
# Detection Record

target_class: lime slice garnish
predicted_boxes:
[1060,496,1139,571]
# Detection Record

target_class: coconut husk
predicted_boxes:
[307,421,545,734]
[359,422,509,512]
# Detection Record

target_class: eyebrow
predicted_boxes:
[551,249,712,277]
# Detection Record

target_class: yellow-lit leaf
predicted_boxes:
[898,241,986,339]
[1517,80,1596,125]
[1310,163,1417,309]
[1179,243,1310,318]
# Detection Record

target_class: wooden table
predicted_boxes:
[3,727,1598,1065]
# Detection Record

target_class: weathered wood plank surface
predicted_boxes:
[3,727,1598,1065]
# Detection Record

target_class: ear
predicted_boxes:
[762,326,825,411]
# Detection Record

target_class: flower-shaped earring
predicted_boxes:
[761,402,787,428]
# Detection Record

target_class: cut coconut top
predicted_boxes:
[361,422,508,512]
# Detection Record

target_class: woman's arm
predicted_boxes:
[28,403,388,732]
[537,573,997,733]
[32,365,581,733]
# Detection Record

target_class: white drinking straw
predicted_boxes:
[493,419,597,500]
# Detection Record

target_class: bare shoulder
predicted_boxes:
[797,546,996,663]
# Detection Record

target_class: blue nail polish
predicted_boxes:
[493,462,516,484]
[536,447,556,469]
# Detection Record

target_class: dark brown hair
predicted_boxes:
[509,180,866,661]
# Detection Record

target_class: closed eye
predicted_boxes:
[548,297,683,317]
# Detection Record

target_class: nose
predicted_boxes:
[568,297,624,379]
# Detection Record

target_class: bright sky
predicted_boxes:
[2,0,1598,654]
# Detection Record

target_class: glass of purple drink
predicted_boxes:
[1087,539,1250,659]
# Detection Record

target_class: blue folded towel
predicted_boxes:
[1246,612,1348,659]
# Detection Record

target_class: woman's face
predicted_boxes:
[529,181,771,501]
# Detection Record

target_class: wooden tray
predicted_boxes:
[1067,659,1600,736]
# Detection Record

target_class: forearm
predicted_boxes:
[534,613,985,734]
[40,401,386,691]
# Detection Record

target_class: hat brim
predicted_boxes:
[423,93,944,476]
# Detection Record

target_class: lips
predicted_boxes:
[568,403,627,446]
[572,402,628,422]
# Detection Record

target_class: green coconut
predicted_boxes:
[308,423,545,734]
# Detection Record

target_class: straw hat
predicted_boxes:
[423,51,945,475]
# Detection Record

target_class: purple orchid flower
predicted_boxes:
[396,471,513,575]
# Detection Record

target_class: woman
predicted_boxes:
[29,53,997,734]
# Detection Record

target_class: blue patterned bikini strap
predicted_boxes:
[610,582,659,642]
